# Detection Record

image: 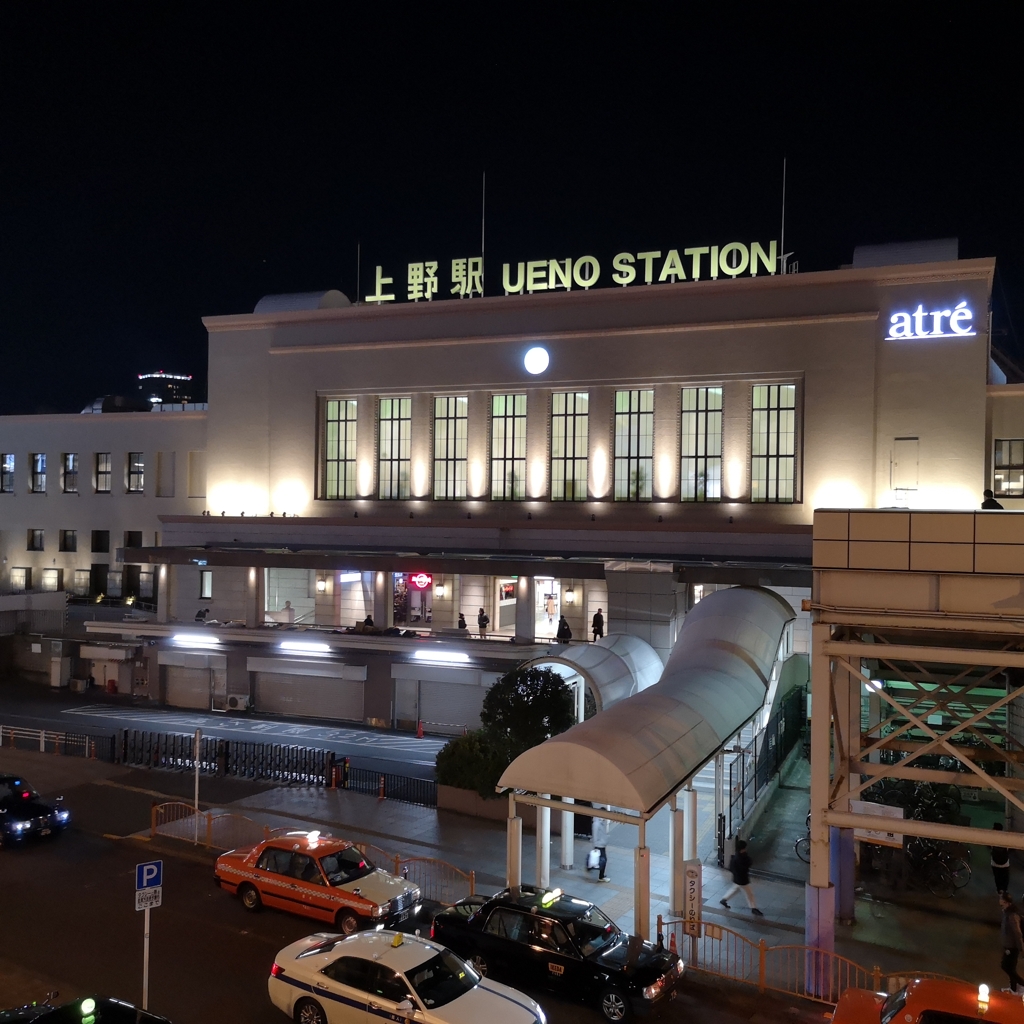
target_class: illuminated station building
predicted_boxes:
[0,238,1017,729]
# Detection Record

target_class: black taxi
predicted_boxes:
[431,886,683,1021]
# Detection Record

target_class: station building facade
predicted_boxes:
[1,247,1017,728]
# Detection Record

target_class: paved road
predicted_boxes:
[0,680,444,778]
[0,753,824,1024]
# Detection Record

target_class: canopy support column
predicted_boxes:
[669,794,684,916]
[560,796,574,869]
[507,792,522,888]
[682,784,697,860]
[536,794,551,888]
[635,818,650,940]
[515,576,535,643]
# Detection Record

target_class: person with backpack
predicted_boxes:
[477,607,489,637]
[589,807,610,882]
[721,839,763,916]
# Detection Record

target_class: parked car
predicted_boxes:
[830,978,1024,1023]
[0,776,70,849]
[268,929,545,1024]
[0,995,170,1021]
[214,830,420,934]
[431,886,683,1021]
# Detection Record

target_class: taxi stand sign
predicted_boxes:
[682,858,702,937]
[135,860,163,1010]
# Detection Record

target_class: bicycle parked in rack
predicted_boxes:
[795,812,811,864]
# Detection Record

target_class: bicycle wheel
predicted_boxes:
[945,857,971,889]
[922,859,955,899]
[795,836,811,863]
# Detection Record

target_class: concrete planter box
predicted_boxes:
[438,784,563,834]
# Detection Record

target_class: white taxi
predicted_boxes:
[269,929,546,1024]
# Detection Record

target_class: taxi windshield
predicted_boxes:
[880,987,907,1024]
[318,847,375,886]
[406,950,479,1009]
[567,905,620,956]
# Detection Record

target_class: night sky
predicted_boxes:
[1,6,1021,415]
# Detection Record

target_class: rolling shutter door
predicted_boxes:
[255,673,364,722]
[163,666,211,710]
[419,681,487,734]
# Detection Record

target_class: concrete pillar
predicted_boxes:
[244,567,263,628]
[373,571,393,628]
[682,785,697,861]
[156,564,169,623]
[515,576,535,643]
[830,826,856,924]
[714,751,724,862]
[576,678,586,723]
[507,795,522,888]
[867,690,881,763]
[804,882,836,996]
[669,796,684,917]
[536,796,551,888]
[634,819,650,940]
[560,797,574,869]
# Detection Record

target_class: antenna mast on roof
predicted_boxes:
[356,242,361,304]
[780,158,795,275]
[481,171,486,297]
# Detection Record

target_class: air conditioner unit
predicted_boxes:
[226,694,251,711]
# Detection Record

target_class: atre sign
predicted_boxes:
[886,301,976,340]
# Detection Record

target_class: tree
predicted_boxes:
[480,665,576,763]
[435,666,576,798]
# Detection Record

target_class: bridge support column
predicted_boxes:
[536,795,551,888]
[515,576,535,643]
[156,565,170,623]
[506,793,522,888]
[634,819,650,940]
[807,622,835,953]
[560,796,574,869]
[830,826,856,924]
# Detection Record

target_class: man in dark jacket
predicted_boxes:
[556,615,572,641]
[1000,892,1024,993]
[720,839,763,916]
[983,489,1005,510]
[592,608,604,641]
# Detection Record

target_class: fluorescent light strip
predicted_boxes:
[280,641,332,655]
[414,650,470,664]
[173,634,221,648]
[337,572,362,583]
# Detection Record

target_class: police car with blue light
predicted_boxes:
[268,929,545,1024]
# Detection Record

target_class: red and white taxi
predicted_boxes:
[831,978,1024,1023]
[214,830,420,935]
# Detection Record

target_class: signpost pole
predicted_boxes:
[142,905,151,1009]
[193,728,201,845]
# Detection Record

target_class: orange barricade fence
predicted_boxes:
[657,915,964,1005]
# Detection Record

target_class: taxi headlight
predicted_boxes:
[371,904,386,918]
[8,821,30,833]
[56,809,70,823]
[642,977,666,1000]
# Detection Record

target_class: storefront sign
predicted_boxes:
[409,572,433,590]
[364,241,778,304]
[849,799,904,848]
[683,857,702,935]
[886,301,976,340]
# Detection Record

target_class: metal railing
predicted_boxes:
[658,916,963,1004]
[0,724,114,760]
[397,856,475,906]
[343,764,438,807]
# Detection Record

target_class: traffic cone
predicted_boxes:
[669,932,677,954]
[417,719,424,739]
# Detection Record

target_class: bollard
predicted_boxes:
[343,756,350,789]
[417,720,424,739]
[378,774,386,800]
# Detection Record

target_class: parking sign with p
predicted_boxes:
[136,860,162,890]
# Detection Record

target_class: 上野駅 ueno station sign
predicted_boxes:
[362,240,779,304]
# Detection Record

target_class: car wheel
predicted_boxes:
[600,988,631,1022]
[294,998,327,1024]
[239,884,262,912]
[336,909,359,935]
[470,954,488,977]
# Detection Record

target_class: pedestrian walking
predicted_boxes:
[590,808,610,882]
[592,608,604,641]
[992,822,1011,894]
[457,612,467,630]
[477,607,489,637]
[721,839,763,916]
[556,615,572,641]
[983,489,1005,510]
[1000,892,1024,993]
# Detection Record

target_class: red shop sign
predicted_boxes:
[409,572,433,590]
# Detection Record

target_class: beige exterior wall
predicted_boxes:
[201,258,995,525]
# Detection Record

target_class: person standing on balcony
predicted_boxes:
[983,489,1005,510]
[477,607,489,637]
[592,608,604,642]
[721,839,763,916]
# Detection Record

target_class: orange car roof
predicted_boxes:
[904,978,1023,1019]
[263,835,354,854]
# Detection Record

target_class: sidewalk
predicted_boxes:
[179,764,1005,989]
